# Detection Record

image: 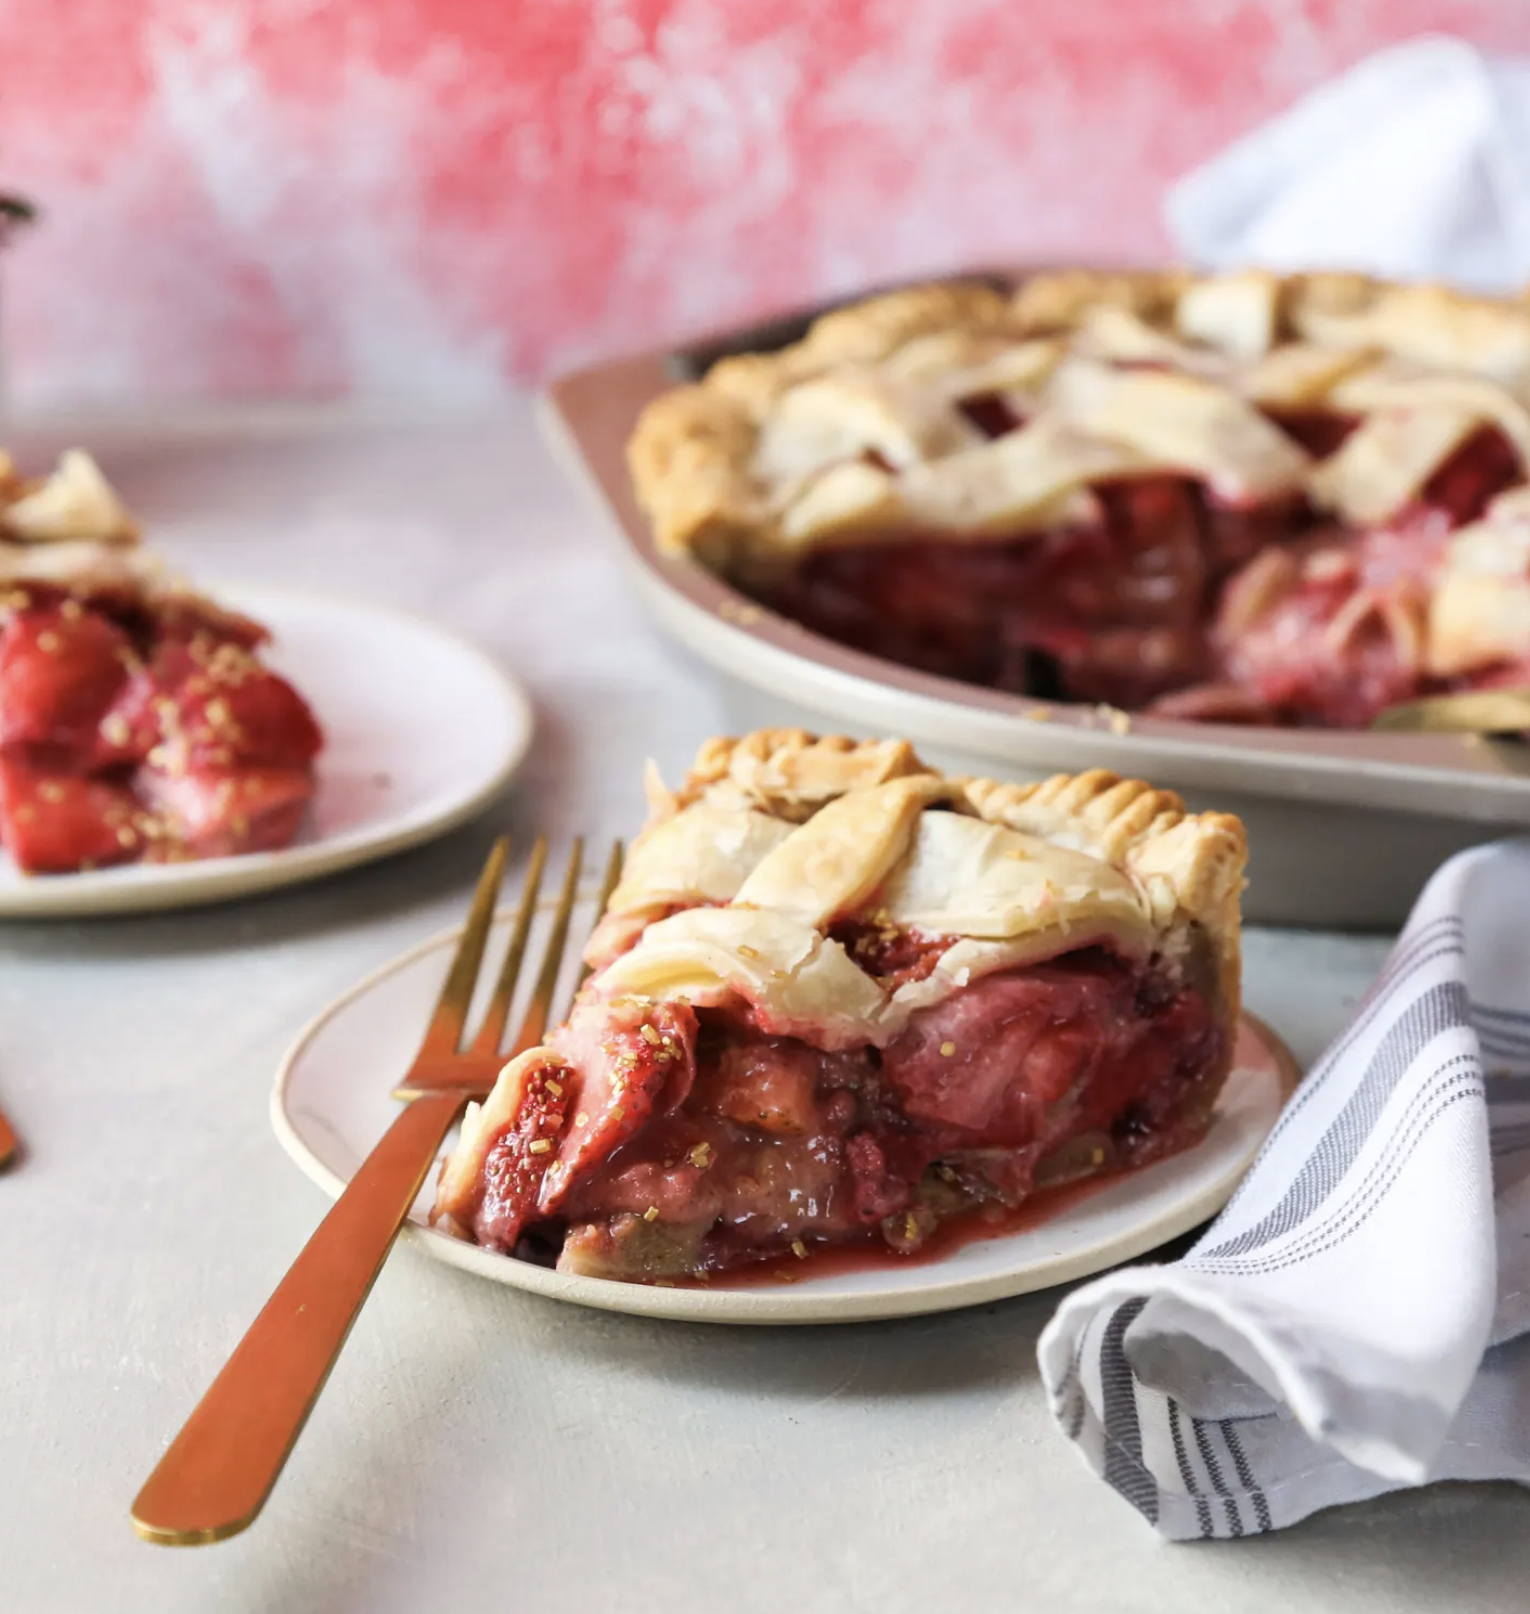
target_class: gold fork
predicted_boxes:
[131,834,622,1546]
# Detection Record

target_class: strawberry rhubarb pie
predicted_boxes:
[628,271,1530,727]
[0,447,323,873]
[433,730,1246,1283]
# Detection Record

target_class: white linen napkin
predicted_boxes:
[1165,36,1530,292]
[1039,838,1530,1537]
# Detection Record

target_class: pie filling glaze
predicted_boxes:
[0,448,323,872]
[433,731,1246,1282]
[627,272,1530,727]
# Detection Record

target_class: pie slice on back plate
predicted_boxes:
[433,730,1246,1284]
[625,271,1530,727]
[0,447,323,873]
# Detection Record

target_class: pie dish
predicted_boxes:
[0,448,323,873]
[626,271,1530,728]
[432,729,1246,1284]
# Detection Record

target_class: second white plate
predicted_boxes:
[272,908,1296,1325]
[0,583,533,917]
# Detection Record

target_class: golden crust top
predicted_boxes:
[596,730,1245,1040]
[628,268,1530,640]
[0,449,138,546]
[676,728,936,816]
[0,448,245,623]
[954,767,1245,1016]
[1012,268,1193,334]
[0,447,143,581]
[0,443,190,607]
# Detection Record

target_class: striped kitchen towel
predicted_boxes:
[1039,838,1530,1538]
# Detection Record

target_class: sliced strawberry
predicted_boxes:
[95,664,165,768]
[470,1056,574,1251]
[161,650,323,771]
[138,765,314,858]
[0,607,134,765]
[108,633,323,775]
[0,758,146,873]
[93,639,209,769]
[541,998,697,1213]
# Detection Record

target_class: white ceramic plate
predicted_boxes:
[272,908,1296,1325]
[0,583,533,917]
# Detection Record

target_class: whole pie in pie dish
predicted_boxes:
[432,730,1246,1283]
[626,271,1530,727]
[0,448,323,874]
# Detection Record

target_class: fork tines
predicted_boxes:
[395,835,623,1099]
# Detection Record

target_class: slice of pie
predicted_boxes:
[433,730,1246,1283]
[626,271,1530,727]
[0,447,323,873]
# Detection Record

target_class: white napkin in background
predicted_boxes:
[1040,839,1530,1537]
[1166,35,1530,292]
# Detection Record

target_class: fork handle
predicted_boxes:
[131,1089,466,1544]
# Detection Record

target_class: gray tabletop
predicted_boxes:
[3,407,1526,1614]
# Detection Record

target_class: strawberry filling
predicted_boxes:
[773,475,1220,707]
[459,945,1225,1279]
[0,584,323,873]
[0,606,135,765]
[757,417,1527,729]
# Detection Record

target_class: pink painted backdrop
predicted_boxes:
[3,1,1529,406]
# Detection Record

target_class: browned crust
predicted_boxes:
[953,767,1189,862]
[622,386,763,571]
[626,267,1530,574]
[1010,268,1193,334]
[627,282,1018,559]
[954,767,1245,1025]
[654,729,1246,1026]
[719,280,1013,396]
[675,728,939,817]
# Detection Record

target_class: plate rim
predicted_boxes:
[270,916,1300,1326]
[0,580,534,918]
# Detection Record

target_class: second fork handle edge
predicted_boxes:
[130,1088,467,1546]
